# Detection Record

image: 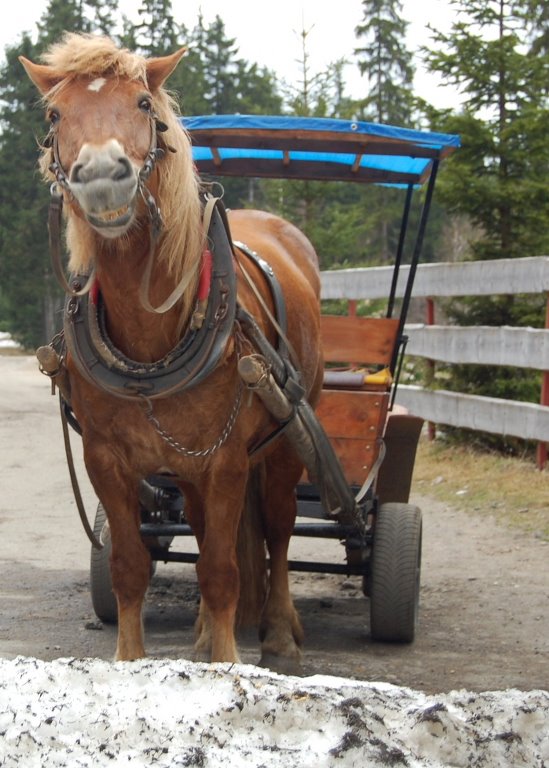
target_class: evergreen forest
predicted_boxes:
[0,0,548,452]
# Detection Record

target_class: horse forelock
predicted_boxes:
[41,32,147,85]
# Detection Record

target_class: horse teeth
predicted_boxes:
[98,205,129,222]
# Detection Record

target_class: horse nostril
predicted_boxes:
[113,157,132,181]
[70,163,84,183]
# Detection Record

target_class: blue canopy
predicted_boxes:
[182,114,460,187]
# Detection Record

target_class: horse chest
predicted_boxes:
[70,366,250,476]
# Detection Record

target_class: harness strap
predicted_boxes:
[138,238,198,314]
[232,242,286,331]
[138,194,219,316]
[59,395,103,550]
[233,241,301,374]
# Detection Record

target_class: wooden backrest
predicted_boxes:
[320,315,400,367]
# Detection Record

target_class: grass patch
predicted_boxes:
[412,438,549,541]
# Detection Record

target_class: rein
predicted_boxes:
[138,193,219,317]
[59,394,103,550]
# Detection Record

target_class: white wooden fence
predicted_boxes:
[321,256,549,465]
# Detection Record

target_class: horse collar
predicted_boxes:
[63,198,237,400]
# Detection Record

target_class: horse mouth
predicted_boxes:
[87,202,134,231]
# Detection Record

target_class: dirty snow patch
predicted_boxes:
[0,657,547,767]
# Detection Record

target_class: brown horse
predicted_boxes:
[21,33,323,667]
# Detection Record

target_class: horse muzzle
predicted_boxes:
[67,139,140,237]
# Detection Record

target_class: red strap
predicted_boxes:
[197,249,213,301]
[90,278,100,306]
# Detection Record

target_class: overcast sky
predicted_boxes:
[1,0,458,108]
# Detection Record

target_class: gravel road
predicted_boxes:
[1,355,547,693]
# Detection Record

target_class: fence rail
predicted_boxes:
[405,324,549,370]
[321,256,549,465]
[396,386,549,444]
[321,256,549,300]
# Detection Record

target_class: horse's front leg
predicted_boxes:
[111,510,150,661]
[84,444,150,661]
[191,456,248,663]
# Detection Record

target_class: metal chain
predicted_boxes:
[140,382,243,458]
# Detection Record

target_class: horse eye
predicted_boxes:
[48,109,60,126]
[139,98,152,113]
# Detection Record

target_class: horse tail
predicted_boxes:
[236,462,267,626]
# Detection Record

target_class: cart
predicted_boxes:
[88,115,460,642]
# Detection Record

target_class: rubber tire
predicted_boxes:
[369,502,422,643]
[90,503,118,624]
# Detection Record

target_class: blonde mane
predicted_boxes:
[39,33,204,297]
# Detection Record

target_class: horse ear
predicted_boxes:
[146,47,187,91]
[19,56,63,95]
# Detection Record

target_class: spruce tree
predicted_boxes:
[86,0,119,37]
[522,0,549,56]
[170,15,282,209]
[0,34,52,347]
[425,0,549,261]
[123,0,180,55]
[351,0,417,264]
[354,0,415,125]
[259,25,367,265]
[424,0,549,451]
[0,0,120,348]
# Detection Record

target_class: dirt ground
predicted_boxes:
[1,355,547,694]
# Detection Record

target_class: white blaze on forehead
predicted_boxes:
[88,77,107,93]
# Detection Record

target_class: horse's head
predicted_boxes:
[20,34,186,240]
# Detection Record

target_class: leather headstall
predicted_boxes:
[63,198,236,400]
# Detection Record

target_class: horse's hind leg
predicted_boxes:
[259,445,304,673]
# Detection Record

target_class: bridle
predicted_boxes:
[44,105,169,299]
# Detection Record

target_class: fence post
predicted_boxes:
[536,292,549,470]
[426,297,436,440]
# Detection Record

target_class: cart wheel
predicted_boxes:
[90,503,118,624]
[369,502,422,643]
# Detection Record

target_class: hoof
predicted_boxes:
[114,651,146,662]
[193,651,211,664]
[259,652,302,677]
